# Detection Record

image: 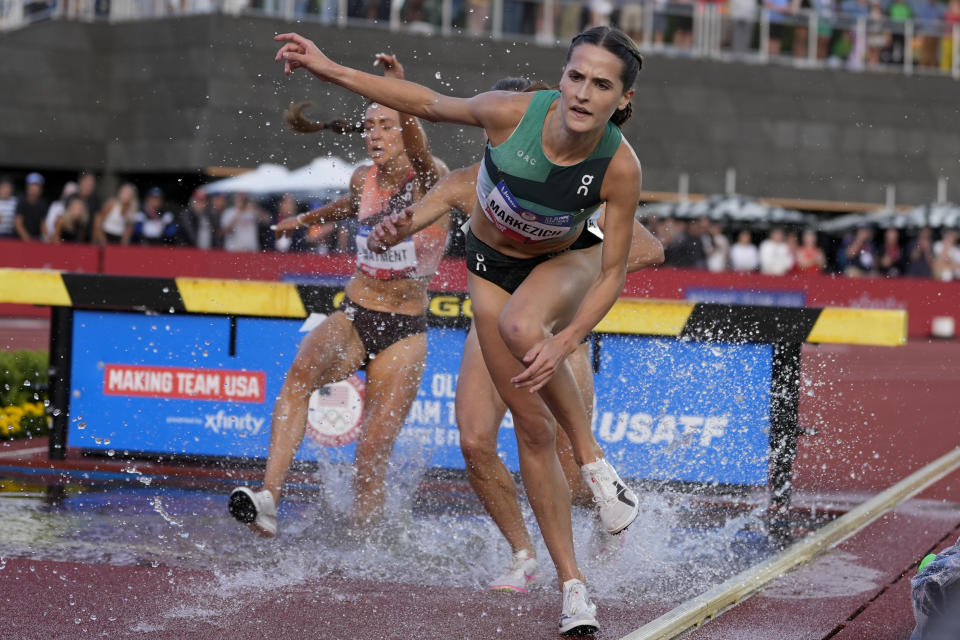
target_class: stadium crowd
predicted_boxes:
[8,0,960,71]
[2,170,958,281]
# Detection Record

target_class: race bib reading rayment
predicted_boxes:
[356,225,418,279]
[481,180,574,244]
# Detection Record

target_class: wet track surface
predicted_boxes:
[0,464,826,640]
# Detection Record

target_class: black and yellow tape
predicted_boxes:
[0,268,906,346]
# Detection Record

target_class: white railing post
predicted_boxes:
[338,0,348,26]
[759,9,770,62]
[854,15,866,70]
[491,0,503,38]
[538,0,555,43]
[642,1,655,50]
[390,0,402,30]
[953,24,959,80]
[937,176,948,204]
[679,173,690,204]
[712,4,723,56]
[693,1,705,56]
[441,0,453,35]
[807,10,817,65]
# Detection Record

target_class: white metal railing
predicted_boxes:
[1,0,958,79]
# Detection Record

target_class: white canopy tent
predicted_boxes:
[203,157,360,199]
[818,203,960,234]
[203,163,291,195]
[639,194,816,229]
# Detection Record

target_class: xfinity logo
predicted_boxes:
[204,411,266,436]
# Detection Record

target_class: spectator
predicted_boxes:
[905,226,936,277]
[174,188,217,248]
[664,218,706,267]
[272,193,310,253]
[794,229,826,273]
[467,0,490,35]
[878,227,903,276]
[813,0,836,59]
[763,0,792,55]
[209,192,228,248]
[933,229,960,281]
[866,0,889,66]
[221,192,268,252]
[52,195,91,244]
[759,227,794,275]
[43,181,78,241]
[915,0,946,68]
[0,177,15,239]
[617,0,645,42]
[14,172,49,242]
[886,0,912,65]
[76,171,102,224]
[705,221,730,272]
[673,0,695,49]
[93,182,139,245]
[793,0,815,59]
[134,187,178,245]
[729,0,758,53]
[842,225,877,276]
[730,228,760,271]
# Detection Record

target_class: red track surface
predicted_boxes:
[2,323,959,639]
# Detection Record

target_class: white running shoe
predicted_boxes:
[489,548,538,593]
[581,458,639,535]
[228,487,277,538]
[558,579,599,636]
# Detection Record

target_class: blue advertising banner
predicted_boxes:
[69,311,771,485]
[685,287,806,308]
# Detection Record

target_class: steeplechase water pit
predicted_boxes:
[0,268,914,639]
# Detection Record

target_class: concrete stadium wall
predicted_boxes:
[1,14,958,204]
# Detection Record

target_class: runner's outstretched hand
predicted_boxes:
[367,207,415,254]
[373,53,404,80]
[274,32,338,80]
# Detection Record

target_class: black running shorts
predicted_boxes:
[339,296,427,367]
[464,222,603,294]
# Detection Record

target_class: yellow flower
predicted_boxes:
[22,402,44,417]
[4,406,24,420]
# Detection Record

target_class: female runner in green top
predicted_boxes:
[274,26,645,636]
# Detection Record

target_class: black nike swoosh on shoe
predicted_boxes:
[614,481,636,508]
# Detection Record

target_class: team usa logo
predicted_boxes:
[306,374,365,447]
[103,364,265,402]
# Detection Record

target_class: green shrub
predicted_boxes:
[0,350,49,439]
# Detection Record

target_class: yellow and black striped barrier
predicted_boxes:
[0,268,906,346]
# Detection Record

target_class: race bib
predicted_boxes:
[481,180,574,244]
[356,225,418,279]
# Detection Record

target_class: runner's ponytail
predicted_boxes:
[283,102,362,135]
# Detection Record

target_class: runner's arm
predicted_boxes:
[512,148,642,392]
[367,163,478,253]
[275,32,526,135]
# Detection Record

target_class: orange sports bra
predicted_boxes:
[354,165,447,280]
